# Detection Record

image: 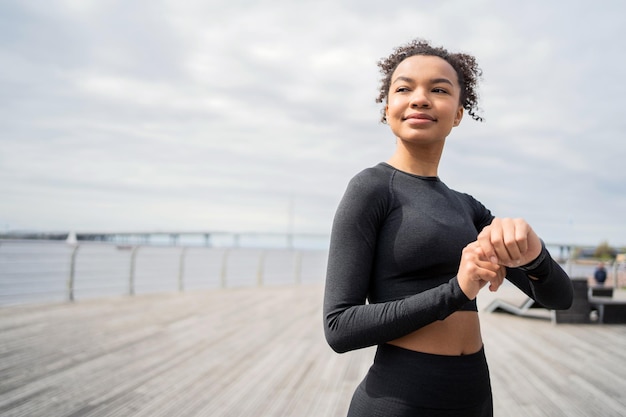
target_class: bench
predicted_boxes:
[588,296,626,324]
[485,279,626,324]
[589,287,614,297]
[483,294,553,320]
[484,296,536,315]
[552,278,591,323]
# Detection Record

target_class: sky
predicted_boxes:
[1,0,625,248]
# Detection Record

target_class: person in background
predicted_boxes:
[323,38,574,417]
[594,262,607,286]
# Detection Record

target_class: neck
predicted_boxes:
[387,139,444,177]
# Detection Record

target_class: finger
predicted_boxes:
[480,220,512,265]
[501,218,522,263]
[513,218,530,256]
[488,266,506,292]
[489,218,518,264]
[473,258,504,284]
[469,240,491,263]
[464,245,505,290]
[476,227,498,265]
[500,218,535,266]
[458,244,490,299]
[476,266,502,292]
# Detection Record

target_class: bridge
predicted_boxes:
[0,230,330,249]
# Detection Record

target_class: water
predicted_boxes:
[0,240,329,306]
[0,240,619,306]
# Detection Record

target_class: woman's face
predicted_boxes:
[385,55,464,146]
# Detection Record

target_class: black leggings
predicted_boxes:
[347,344,493,417]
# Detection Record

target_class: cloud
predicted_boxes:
[1,0,625,247]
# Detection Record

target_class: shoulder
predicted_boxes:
[451,189,480,205]
[335,163,394,219]
[449,188,494,227]
[345,163,394,198]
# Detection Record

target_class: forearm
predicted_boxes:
[506,246,573,310]
[527,258,573,309]
[323,277,470,353]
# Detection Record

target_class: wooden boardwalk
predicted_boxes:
[0,284,624,417]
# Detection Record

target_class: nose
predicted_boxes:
[409,88,430,108]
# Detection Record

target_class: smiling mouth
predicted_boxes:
[404,114,436,122]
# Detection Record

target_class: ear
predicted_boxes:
[385,104,390,122]
[453,106,464,126]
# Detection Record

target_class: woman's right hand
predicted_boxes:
[457,242,506,300]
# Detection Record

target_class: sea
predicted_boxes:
[0,239,612,306]
[0,239,329,306]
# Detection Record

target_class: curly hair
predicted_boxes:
[376,39,483,123]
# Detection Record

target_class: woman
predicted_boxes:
[323,39,573,417]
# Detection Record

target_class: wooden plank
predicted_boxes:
[0,285,624,417]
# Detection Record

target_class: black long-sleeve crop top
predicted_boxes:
[323,163,573,353]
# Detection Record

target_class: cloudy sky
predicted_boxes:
[1,0,625,247]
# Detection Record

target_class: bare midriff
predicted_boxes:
[387,311,482,356]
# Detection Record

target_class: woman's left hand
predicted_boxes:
[476,218,543,269]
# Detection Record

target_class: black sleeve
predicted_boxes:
[467,194,574,310]
[505,252,574,310]
[322,173,470,354]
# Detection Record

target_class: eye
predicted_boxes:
[432,87,449,94]
[395,86,411,93]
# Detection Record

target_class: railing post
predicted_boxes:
[220,249,230,288]
[129,246,140,296]
[257,250,267,287]
[178,247,188,292]
[67,244,80,302]
[294,250,302,285]
[566,255,573,276]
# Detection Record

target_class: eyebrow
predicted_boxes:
[391,76,454,86]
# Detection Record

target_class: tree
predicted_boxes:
[594,241,616,260]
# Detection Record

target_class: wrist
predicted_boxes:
[518,240,552,280]
[519,240,546,271]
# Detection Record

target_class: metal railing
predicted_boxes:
[0,240,328,306]
[3,239,624,306]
